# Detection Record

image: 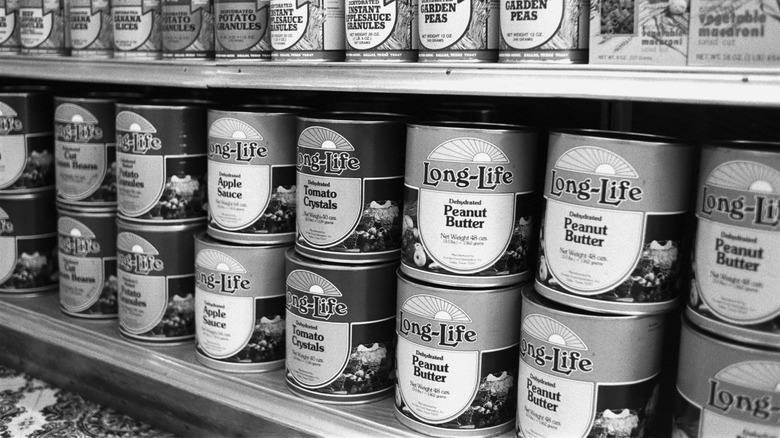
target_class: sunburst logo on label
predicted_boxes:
[196,249,247,272]
[55,103,103,142]
[0,101,22,135]
[195,249,251,293]
[707,361,780,422]
[554,146,638,178]
[116,111,162,153]
[117,231,164,274]
[298,126,354,151]
[707,161,780,193]
[401,294,471,322]
[700,160,780,223]
[58,217,99,255]
[209,118,263,141]
[0,207,12,234]
[522,314,587,350]
[286,269,347,319]
[428,137,508,163]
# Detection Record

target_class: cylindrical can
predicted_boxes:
[111,0,162,59]
[517,286,665,438]
[394,273,521,436]
[162,0,214,59]
[285,249,397,403]
[115,101,208,224]
[54,95,121,207]
[498,0,589,63]
[688,142,780,347]
[674,316,780,437]
[68,0,113,57]
[0,189,58,295]
[207,106,300,245]
[214,0,271,59]
[295,112,406,264]
[536,129,695,315]
[417,0,497,62]
[269,0,345,61]
[194,233,289,372]
[0,0,20,54]
[19,0,68,55]
[401,122,539,288]
[0,88,53,193]
[117,218,204,343]
[345,0,417,62]
[57,203,118,318]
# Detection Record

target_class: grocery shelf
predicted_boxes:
[1,56,779,106]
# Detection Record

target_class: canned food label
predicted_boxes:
[0,0,20,50]
[69,0,112,53]
[112,0,161,55]
[214,0,270,57]
[345,0,415,59]
[499,0,589,62]
[0,99,54,191]
[270,0,345,59]
[162,0,213,56]
[19,0,66,52]
[417,0,497,60]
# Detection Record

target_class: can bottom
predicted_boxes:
[61,308,118,319]
[294,244,401,265]
[207,226,294,245]
[399,264,529,288]
[0,287,58,297]
[195,351,284,373]
[393,406,512,438]
[118,328,194,345]
[534,281,680,315]
[285,380,392,405]
[685,306,780,348]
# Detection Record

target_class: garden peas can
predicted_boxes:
[0,0,20,54]
[295,112,406,264]
[536,129,695,315]
[401,122,539,288]
[195,233,289,372]
[285,249,398,403]
[394,273,521,436]
[417,0,498,62]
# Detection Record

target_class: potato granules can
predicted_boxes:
[688,142,780,347]
[270,0,345,61]
[117,218,204,343]
[417,0,497,61]
[295,112,406,264]
[394,273,520,436]
[0,190,58,295]
[517,286,664,438]
[0,89,54,193]
[194,233,288,372]
[162,0,214,58]
[0,0,20,54]
[285,249,398,403]
[345,0,417,61]
[19,0,68,55]
[111,0,162,59]
[207,106,299,245]
[498,0,589,62]
[214,0,271,59]
[116,101,207,224]
[536,129,694,315]
[401,122,539,288]
[68,0,112,57]
[57,204,117,318]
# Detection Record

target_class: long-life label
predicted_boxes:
[345,0,416,60]
[112,0,161,56]
[270,0,345,60]
[0,99,54,192]
[162,0,213,57]
[417,0,497,60]
[0,198,58,294]
[215,0,270,57]
[69,0,112,55]
[19,0,66,53]
[0,0,20,51]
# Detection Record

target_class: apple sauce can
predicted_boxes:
[688,142,780,347]
[207,106,299,245]
[517,286,665,438]
[195,233,289,372]
[394,273,521,436]
[0,0,20,54]
[57,203,117,318]
[401,122,539,288]
[295,112,406,264]
[674,316,780,438]
[285,249,398,403]
[536,130,695,315]
[117,217,205,342]
[0,189,58,295]
[116,101,207,224]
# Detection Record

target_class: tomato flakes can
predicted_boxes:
[285,249,398,403]
[0,0,20,54]
[536,129,695,315]
[401,122,539,288]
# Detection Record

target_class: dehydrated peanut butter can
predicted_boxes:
[401,122,539,288]
[295,112,406,264]
[536,129,695,315]
[285,249,398,404]
[394,273,521,436]
[517,286,665,438]
[195,232,289,372]
[688,142,780,347]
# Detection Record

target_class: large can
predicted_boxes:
[162,0,214,59]
[207,106,300,245]
[0,88,54,193]
[345,0,417,62]
[68,0,113,57]
[269,0,345,61]
[116,101,208,224]
[535,129,695,315]
[517,286,665,438]
[0,189,58,295]
[417,0,497,62]
[674,316,780,437]
[394,273,521,436]
[111,0,162,59]
[401,122,539,288]
[195,233,289,372]
[214,0,271,59]
[19,0,68,55]
[57,203,117,318]
[0,0,20,54]
[117,218,204,343]
[688,142,780,347]
[55,95,121,207]
[295,112,406,264]
[285,249,397,403]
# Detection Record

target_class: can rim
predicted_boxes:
[408,120,537,134]
[682,313,780,354]
[209,104,309,115]
[297,111,407,124]
[117,216,207,232]
[195,231,292,250]
[524,285,663,320]
[116,100,210,110]
[56,201,118,215]
[550,128,685,145]
[702,140,780,154]
[286,247,400,271]
[398,270,524,294]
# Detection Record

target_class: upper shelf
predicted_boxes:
[1,56,780,106]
